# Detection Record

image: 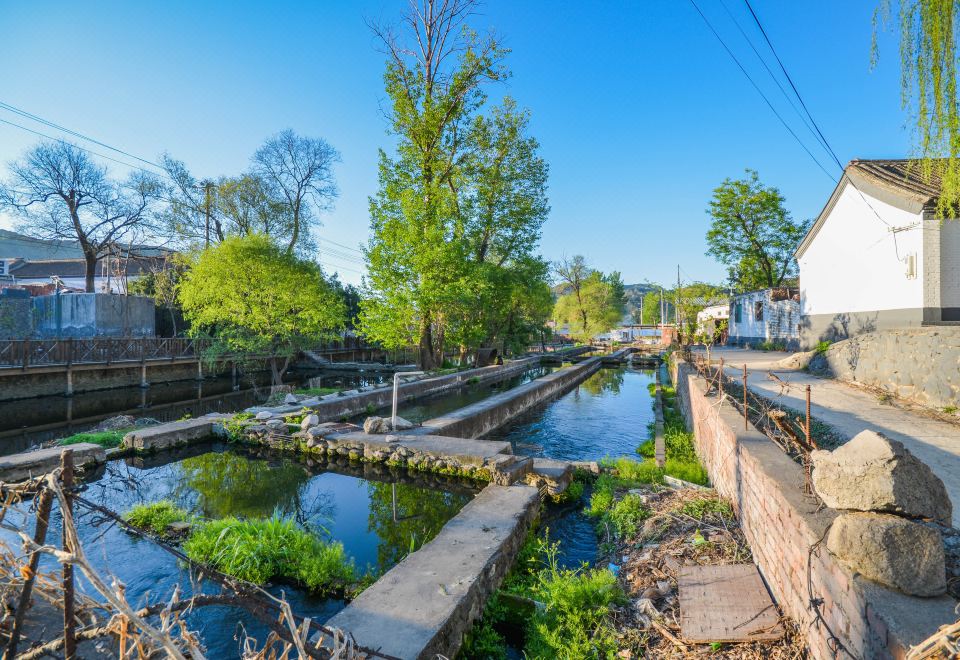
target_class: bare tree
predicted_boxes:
[159,154,223,247]
[1,141,161,292]
[252,129,340,255]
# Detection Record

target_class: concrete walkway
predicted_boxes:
[705,347,960,527]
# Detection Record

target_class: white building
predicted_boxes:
[696,303,729,339]
[795,159,960,348]
[727,289,800,348]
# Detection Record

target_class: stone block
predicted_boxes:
[0,443,106,482]
[811,430,952,524]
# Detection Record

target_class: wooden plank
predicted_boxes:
[678,564,784,643]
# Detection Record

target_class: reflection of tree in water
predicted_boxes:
[178,452,323,521]
[580,368,624,396]
[365,482,471,575]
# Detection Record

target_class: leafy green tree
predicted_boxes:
[553,257,623,342]
[874,0,960,217]
[705,170,810,291]
[361,0,550,369]
[639,289,663,325]
[177,234,345,385]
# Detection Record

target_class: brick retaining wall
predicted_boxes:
[672,360,955,659]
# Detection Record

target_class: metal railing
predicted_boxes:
[0,337,205,369]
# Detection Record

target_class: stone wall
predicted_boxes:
[671,360,956,659]
[809,327,960,409]
[0,297,32,339]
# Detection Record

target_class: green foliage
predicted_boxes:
[756,340,787,352]
[552,256,625,343]
[294,386,341,397]
[360,10,550,369]
[944,405,958,414]
[177,234,345,384]
[223,412,254,442]
[874,0,960,217]
[125,501,190,534]
[815,340,832,355]
[59,429,129,448]
[606,494,649,538]
[664,459,709,486]
[183,516,356,594]
[523,539,624,659]
[705,169,811,291]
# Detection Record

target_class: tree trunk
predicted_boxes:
[418,322,437,371]
[270,357,290,387]
[84,253,98,293]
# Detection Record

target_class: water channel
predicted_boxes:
[5,361,659,657]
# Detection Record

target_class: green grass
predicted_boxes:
[679,496,734,521]
[59,429,131,448]
[586,472,651,537]
[125,501,190,534]
[294,386,341,397]
[814,340,832,355]
[183,516,356,595]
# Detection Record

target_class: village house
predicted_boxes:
[695,302,729,340]
[726,288,800,348]
[795,159,960,348]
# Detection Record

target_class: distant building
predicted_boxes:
[796,159,960,348]
[696,302,730,340]
[727,288,800,349]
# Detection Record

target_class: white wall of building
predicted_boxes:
[799,181,924,316]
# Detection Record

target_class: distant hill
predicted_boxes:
[623,282,658,319]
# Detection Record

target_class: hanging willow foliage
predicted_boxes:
[876,0,959,217]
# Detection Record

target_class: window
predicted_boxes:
[735,303,742,323]
[754,301,764,321]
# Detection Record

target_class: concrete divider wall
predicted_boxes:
[671,360,955,659]
[253,357,541,423]
[412,357,604,439]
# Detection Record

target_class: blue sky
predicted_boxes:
[0,1,908,287]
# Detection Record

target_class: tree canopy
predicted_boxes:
[552,256,625,342]
[360,0,551,369]
[705,170,809,291]
[177,234,345,384]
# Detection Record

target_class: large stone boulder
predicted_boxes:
[300,413,320,431]
[391,416,414,431]
[811,430,952,525]
[827,512,946,597]
[363,416,390,434]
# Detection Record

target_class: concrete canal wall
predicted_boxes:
[672,360,955,659]
[413,348,632,439]
[325,483,540,659]
[249,357,541,422]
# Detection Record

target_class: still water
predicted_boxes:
[487,366,657,568]
[0,369,389,455]
[4,443,477,658]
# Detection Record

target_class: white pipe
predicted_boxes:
[392,370,424,430]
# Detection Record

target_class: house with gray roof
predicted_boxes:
[795,159,960,349]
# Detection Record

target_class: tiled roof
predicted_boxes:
[847,159,943,204]
[9,258,160,279]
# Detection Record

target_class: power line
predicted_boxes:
[717,0,831,157]
[741,0,843,171]
[687,0,837,183]
[320,237,364,254]
[0,100,166,171]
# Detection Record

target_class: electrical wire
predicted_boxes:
[687,0,838,183]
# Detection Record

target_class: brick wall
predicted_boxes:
[672,360,955,659]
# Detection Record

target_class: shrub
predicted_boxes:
[524,540,624,659]
[607,493,649,538]
[125,501,189,534]
[59,429,130,448]
[814,340,831,355]
[664,459,709,486]
[183,516,356,594]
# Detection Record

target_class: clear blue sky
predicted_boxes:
[0,1,908,287]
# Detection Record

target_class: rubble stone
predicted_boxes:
[300,413,320,430]
[827,512,946,597]
[811,430,952,524]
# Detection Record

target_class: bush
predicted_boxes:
[607,494,649,538]
[524,540,624,659]
[125,501,190,534]
[183,516,356,594]
[814,340,831,355]
[59,429,130,448]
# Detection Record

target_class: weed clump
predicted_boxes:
[59,429,131,448]
[125,501,190,534]
[183,516,356,595]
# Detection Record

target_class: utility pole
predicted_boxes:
[203,181,213,247]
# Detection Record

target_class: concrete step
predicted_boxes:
[0,443,106,483]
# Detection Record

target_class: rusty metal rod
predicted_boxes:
[805,384,814,449]
[3,487,54,660]
[61,449,77,659]
[743,364,748,430]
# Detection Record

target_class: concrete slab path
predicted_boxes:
[705,347,960,527]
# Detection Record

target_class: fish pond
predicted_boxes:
[4,443,480,658]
